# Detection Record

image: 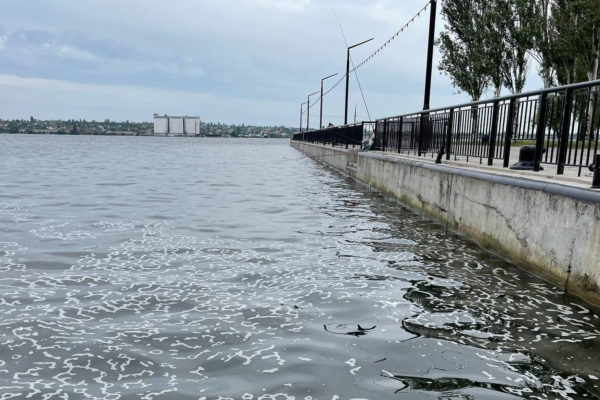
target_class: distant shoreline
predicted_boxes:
[0,132,291,138]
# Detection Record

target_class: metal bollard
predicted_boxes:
[435,145,446,164]
[592,154,600,189]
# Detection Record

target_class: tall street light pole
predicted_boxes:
[300,102,308,134]
[307,91,320,132]
[423,0,437,111]
[345,38,374,125]
[320,73,339,129]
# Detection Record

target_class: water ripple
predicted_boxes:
[0,136,598,399]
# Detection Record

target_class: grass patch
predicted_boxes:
[501,140,597,149]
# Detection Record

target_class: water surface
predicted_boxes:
[0,135,599,399]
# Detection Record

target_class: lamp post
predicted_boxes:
[423,0,437,111]
[307,91,320,132]
[345,38,374,125]
[320,73,339,129]
[300,101,308,139]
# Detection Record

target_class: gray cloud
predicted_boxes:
[0,0,543,125]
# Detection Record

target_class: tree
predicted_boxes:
[531,0,555,88]
[438,0,490,102]
[571,0,600,83]
[549,0,600,140]
[481,0,508,97]
[500,0,536,95]
[549,0,579,85]
[438,0,493,140]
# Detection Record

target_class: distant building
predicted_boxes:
[154,114,200,136]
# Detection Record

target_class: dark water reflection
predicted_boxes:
[0,135,599,400]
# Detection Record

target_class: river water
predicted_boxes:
[0,135,599,400]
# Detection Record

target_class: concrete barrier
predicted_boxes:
[291,141,359,175]
[291,141,600,306]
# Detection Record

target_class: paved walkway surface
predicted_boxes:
[372,150,597,190]
[300,141,597,190]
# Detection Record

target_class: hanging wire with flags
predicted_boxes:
[308,0,432,109]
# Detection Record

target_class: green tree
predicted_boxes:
[437,0,490,101]
[479,0,508,97]
[549,0,580,85]
[549,0,600,140]
[499,0,536,95]
[531,0,555,88]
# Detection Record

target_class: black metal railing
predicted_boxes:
[374,79,600,176]
[292,122,375,149]
[293,80,600,177]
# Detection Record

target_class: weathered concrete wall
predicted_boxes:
[290,141,358,175]
[291,141,600,306]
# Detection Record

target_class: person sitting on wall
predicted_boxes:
[362,139,371,151]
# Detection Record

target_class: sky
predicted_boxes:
[0,0,544,127]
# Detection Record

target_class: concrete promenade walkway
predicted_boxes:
[327,143,597,191]
[385,151,597,191]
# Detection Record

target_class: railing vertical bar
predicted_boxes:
[594,99,600,155]
[457,110,463,160]
[383,120,388,152]
[398,117,404,153]
[418,114,424,156]
[558,88,574,175]
[550,96,562,164]
[485,105,493,160]
[410,121,414,154]
[446,109,454,160]
[545,95,556,163]
[568,95,582,165]
[495,104,503,159]
[503,98,516,168]
[585,91,598,168]
[488,101,500,166]
[578,89,593,176]
[516,99,525,141]
[529,98,538,141]
[534,92,549,172]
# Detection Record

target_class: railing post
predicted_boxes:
[346,125,349,149]
[332,128,336,147]
[397,117,404,153]
[418,114,425,156]
[534,93,549,172]
[373,122,379,150]
[383,120,388,152]
[410,122,415,152]
[360,122,365,149]
[503,98,516,168]
[592,154,600,189]
[488,101,500,166]
[446,109,454,160]
[558,88,574,175]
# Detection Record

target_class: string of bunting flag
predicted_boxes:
[304,0,432,114]
[350,1,431,74]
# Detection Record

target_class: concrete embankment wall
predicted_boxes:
[291,140,600,306]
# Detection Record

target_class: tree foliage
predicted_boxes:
[438,0,600,97]
[499,0,537,94]
[437,0,490,101]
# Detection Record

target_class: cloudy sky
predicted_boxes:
[0,0,543,127]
